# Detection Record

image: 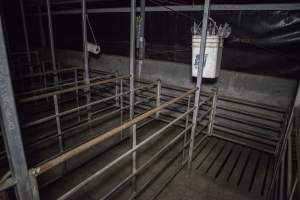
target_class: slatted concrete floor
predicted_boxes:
[158,136,275,200]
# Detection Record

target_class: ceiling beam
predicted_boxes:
[28,3,300,16]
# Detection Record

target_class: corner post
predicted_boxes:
[187,0,211,175]
[0,17,38,200]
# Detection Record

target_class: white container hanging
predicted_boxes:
[191,18,231,79]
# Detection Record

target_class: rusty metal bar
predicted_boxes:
[22,82,156,128]
[102,125,193,200]
[57,107,195,200]
[32,88,196,176]
[17,73,114,97]
[19,75,129,103]
[14,67,80,80]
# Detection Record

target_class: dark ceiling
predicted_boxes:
[23,0,300,9]
[2,0,300,79]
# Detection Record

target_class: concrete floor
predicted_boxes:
[1,69,288,199]
[35,115,275,200]
[0,101,280,200]
[158,137,274,200]
[15,92,279,200]
[39,119,186,200]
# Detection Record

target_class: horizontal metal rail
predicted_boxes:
[214,123,278,144]
[13,67,80,80]
[9,50,39,56]
[31,88,196,175]
[79,68,288,114]
[216,112,281,133]
[19,75,129,103]
[267,108,295,199]
[0,91,157,162]
[57,106,195,200]
[157,95,283,124]
[22,82,156,128]
[212,133,275,154]
[140,92,283,155]
[218,95,286,113]
[16,73,115,97]
[75,68,288,110]
[213,125,277,146]
[101,124,193,200]
[217,104,283,123]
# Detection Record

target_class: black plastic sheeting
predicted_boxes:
[49,11,300,78]
[60,11,300,79]
[4,2,300,79]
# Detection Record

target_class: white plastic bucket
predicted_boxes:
[192,35,224,78]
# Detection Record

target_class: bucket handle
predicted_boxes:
[192,17,217,34]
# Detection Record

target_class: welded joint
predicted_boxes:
[28,169,40,200]
[0,171,15,192]
[0,177,16,192]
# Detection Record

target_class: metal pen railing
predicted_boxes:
[0,75,160,163]
[266,107,297,200]
[16,87,210,200]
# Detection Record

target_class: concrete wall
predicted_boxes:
[52,49,297,108]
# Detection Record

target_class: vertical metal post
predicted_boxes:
[130,0,136,196]
[0,0,10,54]
[41,62,47,89]
[295,108,300,200]
[53,95,63,152]
[287,134,292,197]
[82,0,91,122]
[182,95,191,164]
[137,0,145,80]
[0,17,37,200]
[74,69,81,122]
[19,0,33,74]
[129,0,136,122]
[208,88,218,136]
[38,6,46,48]
[187,0,210,175]
[279,146,286,200]
[57,62,62,84]
[115,72,120,107]
[156,80,161,119]
[46,0,58,85]
[120,79,124,139]
[132,124,137,196]
[275,174,279,200]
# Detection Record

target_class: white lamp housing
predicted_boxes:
[87,42,101,55]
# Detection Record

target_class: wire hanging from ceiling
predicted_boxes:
[86,14,98,46]
[149,0,201,23]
